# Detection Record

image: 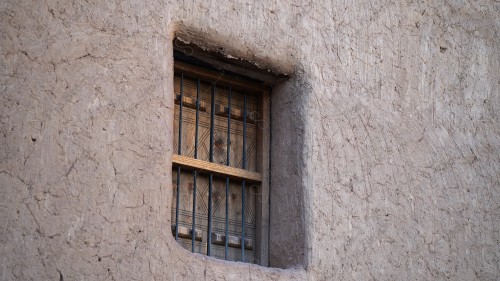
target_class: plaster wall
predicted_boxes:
[1,0,499,280]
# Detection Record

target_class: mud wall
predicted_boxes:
[1,0,499,280]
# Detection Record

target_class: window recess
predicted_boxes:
[171,55,270,265]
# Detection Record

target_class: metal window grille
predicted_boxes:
[171,60,268,264]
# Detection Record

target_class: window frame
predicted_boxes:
[171,59,271,266]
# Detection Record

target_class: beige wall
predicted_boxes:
[1,0,499,280]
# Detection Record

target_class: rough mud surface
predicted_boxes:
[1,0,499,280]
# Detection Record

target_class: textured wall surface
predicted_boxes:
[1,0,499,280]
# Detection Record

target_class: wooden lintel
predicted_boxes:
[172,154,262,183]
[174,61,267,92]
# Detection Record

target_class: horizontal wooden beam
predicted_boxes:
[173,38,289,84]
[174,61,267,92]
[172,154,262,183]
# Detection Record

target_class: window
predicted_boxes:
[171,51,270,265]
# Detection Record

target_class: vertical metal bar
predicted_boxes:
[191,170,197,251]
[268,86,272,263]
[207,83,216,256]
[227,87,232,165]
[175,73,184,241]
[242,92,247,170]
[175,166,181,241]
[241,91,247,261]
[195,79,200,159]
[225,86,232,260]
[209,84,215,163]
[191,78,200,252]
[208,174,213,256]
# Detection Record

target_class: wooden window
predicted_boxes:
[171,58,270,265]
